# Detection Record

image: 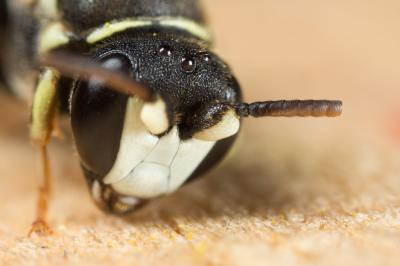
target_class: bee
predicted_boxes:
[0,0,342,235]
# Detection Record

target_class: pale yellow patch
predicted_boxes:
[194,110,240,141]
[39,22,70,54]
[140,96,170,135]
[86,21,153,44]
[30,68,60,146]
[86,17,211,44]
[36,0,58,18]
[160,18,211,42]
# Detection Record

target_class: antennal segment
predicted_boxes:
[235,100,342,118]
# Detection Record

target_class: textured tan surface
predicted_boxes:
[1,1,400,265]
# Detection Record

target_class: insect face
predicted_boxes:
[70,32,242,213]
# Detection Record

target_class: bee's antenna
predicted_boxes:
[40,51,154,101]
[234,100,342,118]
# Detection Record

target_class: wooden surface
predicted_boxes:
[1,1,400,265]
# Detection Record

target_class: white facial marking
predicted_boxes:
[168,138,215,193]
[111,135,215,198]
[112,163,170,198]
[140,96,170,135]
[106,98,217,199]
[145,127,180,165]
[103,98,158,184]
[194,110,240,141]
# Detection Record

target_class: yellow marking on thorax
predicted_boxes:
[86,17,212,44]
[36,0,59,19]
[160,19,210,42]
[38,22,70,54]
[87,20,153,44]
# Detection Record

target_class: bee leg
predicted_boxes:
[28,146,53,236]
[28,68,60,236]
[51,107,65,140]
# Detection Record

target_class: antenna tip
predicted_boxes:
[326,100,343,117]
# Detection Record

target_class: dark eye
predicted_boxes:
[159,45,173,56]
[181,56,196,73]
[71,54,132,177]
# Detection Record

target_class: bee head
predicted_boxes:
[42,30,341,213]
[62,32,242,211]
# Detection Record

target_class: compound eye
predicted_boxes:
[71,54,132,177]
[181,56,196,73]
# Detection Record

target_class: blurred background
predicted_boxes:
[0,1,399,265]
[207,0,400,139]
